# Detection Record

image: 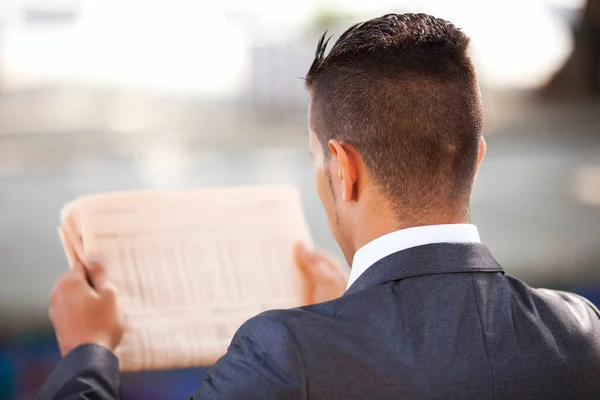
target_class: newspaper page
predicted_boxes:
[58,185,312,371]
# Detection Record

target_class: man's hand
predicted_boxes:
[293,242,349,304]
[49,256,125,357]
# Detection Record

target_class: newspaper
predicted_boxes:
[58,185,312,371]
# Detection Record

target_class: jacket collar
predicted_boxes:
[344,242,504,296]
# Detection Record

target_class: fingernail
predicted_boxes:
[302,243,316,257]
[84,253,102,264]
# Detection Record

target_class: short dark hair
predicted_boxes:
[306,13,483,213]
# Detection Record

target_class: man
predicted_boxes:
[38,13,600,399]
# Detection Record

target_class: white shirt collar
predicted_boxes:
[347,224,481,290]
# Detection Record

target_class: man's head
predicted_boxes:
[305,13,486,264]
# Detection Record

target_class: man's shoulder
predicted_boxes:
[225,299,355,360]
[534,286,600,319]
[254,295,352,325]
[506,279,600,344]
[502,275,599,321]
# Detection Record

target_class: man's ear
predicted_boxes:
[474,136,486,178]
[328,140,357,201]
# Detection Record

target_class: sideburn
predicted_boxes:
[325,167,339,226]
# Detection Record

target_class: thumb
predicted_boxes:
[294,242,334,276]
[84,254,108,290]
[293,242,316,305]
[294,242,315,267]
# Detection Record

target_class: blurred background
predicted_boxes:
[1,0,599,398]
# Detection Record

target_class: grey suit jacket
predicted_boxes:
[37,243,600,399]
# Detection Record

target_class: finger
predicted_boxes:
[48,307,60,329]
[99,281,118,299]
[298,247,349,287]
[313,267,337,283]
[294,242,329,266]
[294,243,329,280]
[50,272,65,304]
[62,218,85,265]
[293,242,311,269]
[319,255,349,278]
[50,285,58,305]
[84,254,108,290]
[72,260,96,290]
[294,243,317,303]
[52,270,88,303]
[298,246,338,272]
[58,226,78,268]
[71,260,88,280]
[295,246,337,285]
